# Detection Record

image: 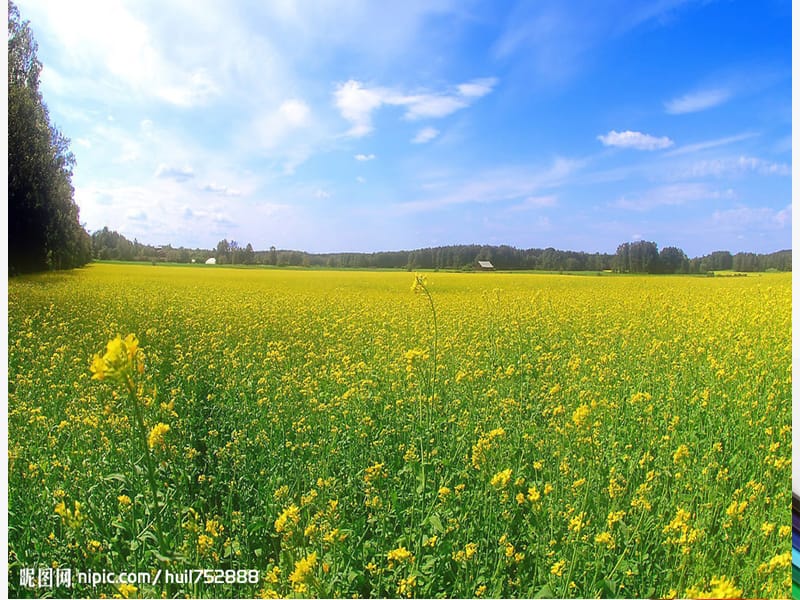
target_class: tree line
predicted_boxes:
[8,2,92,275]
[89,231,791,274]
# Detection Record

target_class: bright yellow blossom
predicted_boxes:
[289,552,317,594]
[147,423,170,450]
[684,575,742,599]
[387,546,414,567]
[90,334,144,383]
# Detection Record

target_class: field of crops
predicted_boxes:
[8,263,792,598]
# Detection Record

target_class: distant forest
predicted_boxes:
[91,228,791,274]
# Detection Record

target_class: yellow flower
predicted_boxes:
[672,443,690,464]
[571,404,590,427]
[411,273,427,293]
[117,494,132,508]
[264,566,281,584]
[550,559,566,577]
[594,531,616,549]
[205,518,224,538]
[147,423,170,449]
[117,583,138,598]
[274,504,300,533]
[90,334,144,383]
[364,462,385,484]
[607,510,626,528]
[397,575,417,598]
[197,533,214,554]
[757,551,791,574]
[684,575,742,599]
[438,486,451,500]
[567,511,587,534]
[387,546,414,567]
[464,542,478,560]
[55,500,83,529]
[289,552,317,593]
[490,468,512,488]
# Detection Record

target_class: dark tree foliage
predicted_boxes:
[658,246,689,274]
[614,241,660,273]
[8,2,91,274]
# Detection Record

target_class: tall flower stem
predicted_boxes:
[412,274,438,409]
[126,375,170,562]
[421,286,437,406]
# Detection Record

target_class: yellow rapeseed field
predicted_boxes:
[8,263,791,598]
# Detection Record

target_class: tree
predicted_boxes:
[658,246,688,274]
[215,239,230,264]
[8,2,91,274]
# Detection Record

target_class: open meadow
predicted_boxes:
[8,263,792,598]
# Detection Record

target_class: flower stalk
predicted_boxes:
[91,334,170,562]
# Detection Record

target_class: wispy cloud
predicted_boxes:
[395,157,581,213]
[666,132,757,156]
[712,204,791,231]
[508,195,558,211]
[354,153,376,161]
[202,182,242,197]
[457,78,498,98]
[334,77,498,137]
[155,164,195,181]
[665,88,731,114]
[24,0,222,108]
[598,130,674,150]
[676,156,791,178]
[613,183,733,211]
[411,127,440,144]
[492,0,697,83]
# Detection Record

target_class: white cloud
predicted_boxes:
[712,204,791,231]
[665,88,731,114]
[666,132,757,156]
[333,80,386,137]
[334,77,497,137]
[356,176,366,184]
[400,94,467,120]
[279,99,311,126]
[598,130,674,150]
[247,98,316,172]
[412,127,440,144]
[155,163,195,181]
[613,183,734,211]
[22,0,220,107]
[354,153,376,161]
[678,155,791,178]
[202,182,242,197]
[457,77,498,98]
[125,209,148,222]
[395,156,580,213]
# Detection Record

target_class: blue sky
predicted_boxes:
[17,0,791,256]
